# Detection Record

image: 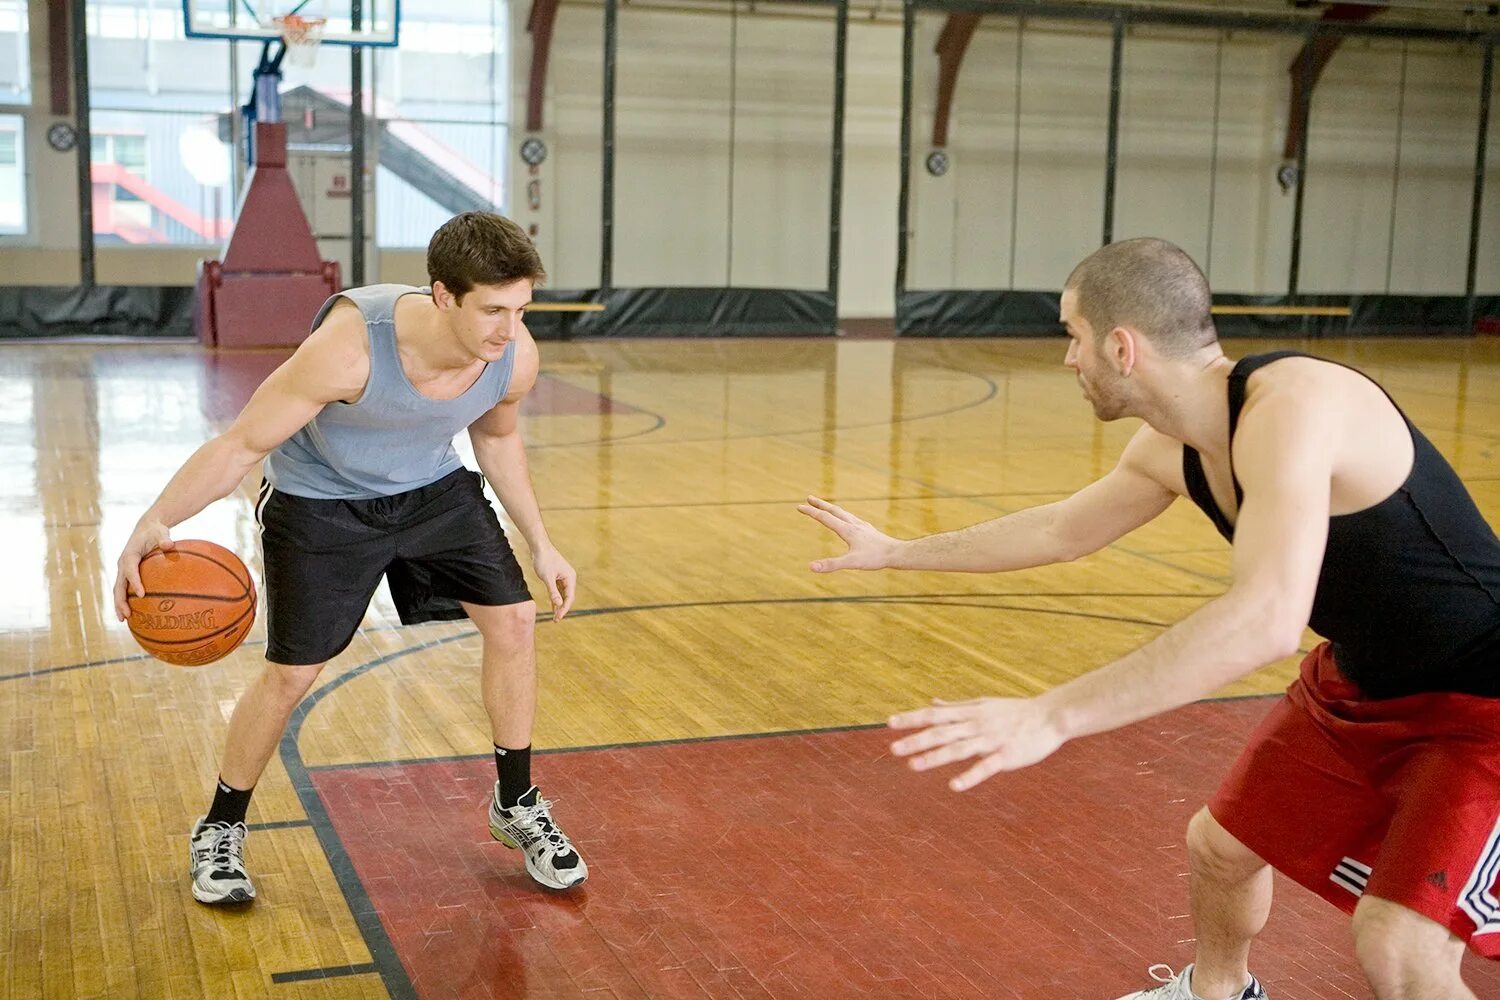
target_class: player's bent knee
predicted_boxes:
[1352,897,1466,999]
[472,600,536,650]
[263,660,325,702]
[1186,807,1266,881]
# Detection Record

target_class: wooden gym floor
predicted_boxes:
[2,334,1499,999]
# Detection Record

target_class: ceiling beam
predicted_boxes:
[527,0,562,133]
[932,13,983,148]
[1282,2,1386,170]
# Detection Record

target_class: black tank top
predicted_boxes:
[1181,350,1500,699]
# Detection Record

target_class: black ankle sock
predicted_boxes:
[205,778,254,827]
[494,745,532,807]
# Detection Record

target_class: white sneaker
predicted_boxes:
[487,784,588,890]
[189,817,255,904]
[1115,964,1266,1000]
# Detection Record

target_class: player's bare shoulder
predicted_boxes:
[1119,423,1188,496]
[287,297,372,405]
[1237,355,1383,444]
[1239,354,1413,505]
[1244,354,1331,399]
[503,324,541,402]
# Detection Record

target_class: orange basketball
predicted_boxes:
[126,540,257,667]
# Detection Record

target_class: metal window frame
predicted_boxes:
[895,0,1499,331]
[596,0,849,335]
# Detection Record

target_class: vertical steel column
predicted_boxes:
[1102,12,1123,245]
[601,0,617,292]
[1383,43,1409,294]
[71,0,94,288]
[350,0,366,286]
[1466,40,1494,330]
[725,0,738,285]
[1204,32,1224,279]
[1007,16,1024,289]
[827,0,848,327]
[1288,27,1316,296]
[895,0,914,298]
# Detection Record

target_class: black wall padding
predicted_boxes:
[527,288,836,338]
[898,290,1500,337]
[1,285,1490,341]
[0,286,195,339]
[898,289,1061,336]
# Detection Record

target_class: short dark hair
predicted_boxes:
[1064,238,1217,356]
[427,212,546,301]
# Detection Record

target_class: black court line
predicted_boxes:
[675,371,1238,592]
[529,411,666,449]
[866,598,1170,630]
[3,638,269,682]
[9,591,1221,683]
[35,485,1072,525]
[272,591,1254,998]
[305,720,891,773]
[300,597,1261,781]
[302,687,1290,779]
[0,652,151,681]
[551,591,1217,624]
[246,819,314,832]
[280,630,484,1000]
[270,963,379,984]
[545,487,1082,513]
[279,593,1291,997]
[533,366,999,450]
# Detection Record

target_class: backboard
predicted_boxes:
[183,0,400,46]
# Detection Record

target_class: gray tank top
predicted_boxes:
[264,283,515,499]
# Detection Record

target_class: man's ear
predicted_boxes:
[1107,325,1139,377]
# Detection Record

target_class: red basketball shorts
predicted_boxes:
[1210,642,1500,956]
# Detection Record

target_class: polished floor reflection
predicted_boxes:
[3,336,1499,998]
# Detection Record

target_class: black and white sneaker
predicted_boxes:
[189,817,255,904]
[1115,964,1266,1000]
[487,784,588,890]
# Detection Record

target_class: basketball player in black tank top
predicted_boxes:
[800,238,1500,1000]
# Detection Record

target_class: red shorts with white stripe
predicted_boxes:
[1209,642,1500,957]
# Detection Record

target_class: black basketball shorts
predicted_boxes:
[255,468,534,665]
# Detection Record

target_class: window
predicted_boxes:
[0,1,26,235]
[93,132,150,172]
[0,114,24,234]
[87,0,510,251]
[371,0,509,248]
[0,0,29,104]
[88,0,253,245]
[115,135,148,170]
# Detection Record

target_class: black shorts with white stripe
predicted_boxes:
[255,468,533,665]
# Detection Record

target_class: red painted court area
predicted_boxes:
[312,702,1500,999]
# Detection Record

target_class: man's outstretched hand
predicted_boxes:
[797,496,900,573]
[889,695,1067,791]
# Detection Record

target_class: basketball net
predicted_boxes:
[271,14,327,68]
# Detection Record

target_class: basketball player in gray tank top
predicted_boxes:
[112,213,589,903]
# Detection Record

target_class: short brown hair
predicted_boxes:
[1064,238,1216,357]
[427,212,546,301]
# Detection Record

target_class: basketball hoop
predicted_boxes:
[271,13,326,68]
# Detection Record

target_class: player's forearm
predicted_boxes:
[139,437,263,530]
[886,502,1078,573]
[472,433,553,553]
[1040,589,1302,743]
